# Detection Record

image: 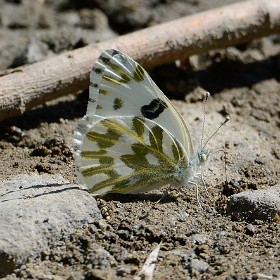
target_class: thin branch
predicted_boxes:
[0,0,280,121]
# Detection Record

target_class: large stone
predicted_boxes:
[0,173,102,277]
[227,185,280,222]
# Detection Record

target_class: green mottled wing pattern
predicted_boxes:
[77,116,189,195]
[74,49,200,195]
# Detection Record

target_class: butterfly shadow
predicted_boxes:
[100,192,178,204]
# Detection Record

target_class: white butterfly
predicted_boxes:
[73,49,210,196]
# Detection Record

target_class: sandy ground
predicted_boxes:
[0,0,279,279]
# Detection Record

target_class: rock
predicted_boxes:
[86,244,117,269]
[192,234,209,244]
[0,173,102,277]
[227,185,280,222]
[180,248,209,274]
[246,224,256,236]
[189,258,209,274]
[178,211,189,222]
[85,268,114,280]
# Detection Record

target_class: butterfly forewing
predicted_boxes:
[85,49,194,157]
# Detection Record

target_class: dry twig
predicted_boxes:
[135,243,161,280]
[0,0,280,121]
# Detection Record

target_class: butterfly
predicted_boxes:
[73,49,210,196]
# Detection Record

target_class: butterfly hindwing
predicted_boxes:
[77,116,189,195]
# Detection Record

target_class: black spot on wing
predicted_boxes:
[92,67,102,74]
[99,89,109,95]
[111,49,120,57]
[99,56,110,64]
[113,98,123,110]
[90,82,98,88]
[88,98,96,103]
[141,98,168,120]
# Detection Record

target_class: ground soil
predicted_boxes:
[0,0,279,279]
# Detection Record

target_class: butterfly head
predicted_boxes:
[197,148,210,165]
[191,148,210,169]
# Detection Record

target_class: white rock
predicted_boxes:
[0,173,101,276]
[227,185,280,222]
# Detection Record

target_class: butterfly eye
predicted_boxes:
[198,150,210,163]
[201,153,207,162]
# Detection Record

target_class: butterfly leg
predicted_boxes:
[194,174,217,212]
[187,180,203,209]
[194,173,210,197]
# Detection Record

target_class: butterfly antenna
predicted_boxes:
[224,145,229,186]
[223,141,231,187]
[201,92,210,149]
[203,116,230,149]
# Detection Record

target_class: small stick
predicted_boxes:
[0,0,280,121]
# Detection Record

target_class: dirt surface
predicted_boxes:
[0,0,279,279]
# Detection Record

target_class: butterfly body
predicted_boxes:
[74,49,210,195]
